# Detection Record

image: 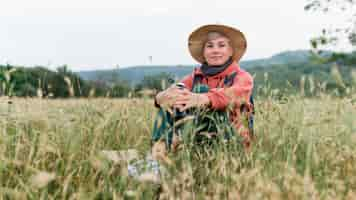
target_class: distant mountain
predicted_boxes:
[240,50,314,68]
[78,65,195,85]
[77,50,315,84]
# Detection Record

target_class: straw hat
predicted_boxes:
[188,24,247,63]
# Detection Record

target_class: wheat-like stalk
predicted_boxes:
[0,95,354,199]
[64,76,75,97]
[300,75,306,96]
[331,64,346,88]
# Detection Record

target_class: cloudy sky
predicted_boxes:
[0,0,341,71]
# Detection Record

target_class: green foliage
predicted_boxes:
[0,66,17,96]
[0,65,134,98]
[138,72,174,91]
[110,81,132,97]
[305,0,356,49]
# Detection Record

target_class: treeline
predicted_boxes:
[1,65,94,97]
[0,64,175,98]
[1,52,356,98]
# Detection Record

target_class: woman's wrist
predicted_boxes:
[198,94,211,108]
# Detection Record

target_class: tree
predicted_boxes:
[57,65,70,75]
[305,0,356,51]
[139,72,174,91]
[0,64,115,98]
[111,82,131,97]
[0,67,17,96]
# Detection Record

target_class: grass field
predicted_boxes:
[0,95,355,199]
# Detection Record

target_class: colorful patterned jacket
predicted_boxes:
[180,61,254,146]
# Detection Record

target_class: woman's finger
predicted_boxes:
[173,104,184,111]
[175,89,191,96]
[173,102,187,107]
[180,103,193,112]
[174,95,191,101]
[173,98,189,105]
[167,92,183,100]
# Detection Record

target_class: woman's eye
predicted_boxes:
[218,43,226,47]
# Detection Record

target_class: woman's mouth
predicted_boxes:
[210,56,221,60]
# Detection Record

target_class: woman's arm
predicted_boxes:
[168,71,253,112]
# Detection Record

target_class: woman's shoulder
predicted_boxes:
[232,64,251,75]
[237,67,251,75]
[235,65,253,82]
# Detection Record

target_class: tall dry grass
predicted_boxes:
[0,92,355,199]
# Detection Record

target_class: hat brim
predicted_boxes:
[188,24,247,64]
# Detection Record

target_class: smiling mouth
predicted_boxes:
[211,57,222,60]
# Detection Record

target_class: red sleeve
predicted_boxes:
[206,71,253,110]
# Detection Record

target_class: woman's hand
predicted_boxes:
[155,85,184,108]
[173,89,210,112]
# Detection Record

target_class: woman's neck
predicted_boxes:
[200,57,233,77]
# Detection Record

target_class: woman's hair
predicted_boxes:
[205,31,230,42]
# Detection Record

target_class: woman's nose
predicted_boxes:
[211,48,220,54]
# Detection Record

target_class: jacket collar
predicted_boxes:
[193,62,240,78]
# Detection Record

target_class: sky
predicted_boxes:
[0,0,344,71]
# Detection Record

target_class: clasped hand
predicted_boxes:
[155,85,210,112]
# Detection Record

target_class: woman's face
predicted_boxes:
[203,35,233,66]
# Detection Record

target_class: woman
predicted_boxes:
[153,24,254,153]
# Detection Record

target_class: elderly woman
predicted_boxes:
[153,24,254,152]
